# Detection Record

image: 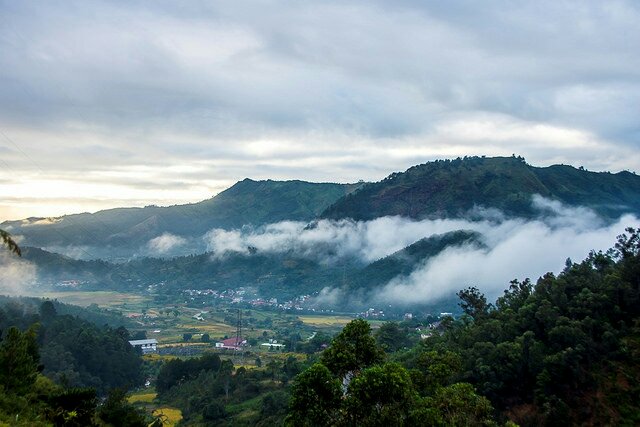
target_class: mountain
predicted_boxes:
[21,231,481,305]
[344,230,482,292]
[2,179,361,254]
[321,156,640,220]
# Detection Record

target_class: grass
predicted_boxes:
[297,314,354,326]
[30,291,149,307]
[152,407,182,426]
[127,392,156,404]
[142,353,177,362]
[226,395,263,415]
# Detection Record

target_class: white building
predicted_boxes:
[128,339,158,354]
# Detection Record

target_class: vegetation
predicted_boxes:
[288,228,640,425]
[2,179,361,251]
[322,156,640,220]
[21,231,477,306]
[0,320,149,426]
[0,299,144,395]
[155,352,300,425]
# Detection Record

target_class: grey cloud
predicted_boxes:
[1,1,640,219]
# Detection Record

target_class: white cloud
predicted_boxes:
[0,253,37,295]
[375,213,639,306]
[147,233,187,255]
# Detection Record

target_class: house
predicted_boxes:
[260,339,285,349]
[260,342,285,349]
[128,339,158,354]
[216,337,247,351]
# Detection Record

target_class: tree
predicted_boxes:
[288,363,342,427]
[0,325,41,394]
[39,300,58,321]
[0,229,21,256]
[457,286,490,318]
[321,319,384,378]
[375,321,410,353]
[343,363,416,426]
[201,333,210,343]
[97,388,147,427]
[414,383,494,426]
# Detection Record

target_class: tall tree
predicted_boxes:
[321,318,384,378]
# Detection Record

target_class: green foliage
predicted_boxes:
[343,362,416,426]
[321,318,385,377]
[457,286,491,319]
[0,326,40,394]
[157,351,301,425]
[156,352,222,394]
[414,383,495,426]
[288,363,342,427]
[375,321,417,353]
[43,387,97,427]
[289,319,497,426]
[417,228,640,425]
[322,156,640,220]
[0,298,143,395]
[287,231,640,425]
[0,316,145,426]
[97,388,147,427]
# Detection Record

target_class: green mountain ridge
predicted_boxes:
[322,156,640,220]
[2,179,361,252]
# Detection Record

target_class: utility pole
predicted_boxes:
[236,308,243,365]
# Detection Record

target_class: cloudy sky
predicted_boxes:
[1,1,639,220]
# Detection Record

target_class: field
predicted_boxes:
[152,407,183,426]
[30,290,150,308]
[297,314,355,326]
[128,392,157,404]
[32,289,371,356]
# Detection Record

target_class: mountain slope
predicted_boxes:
[345,230,482,292]
[21,232,481,303]
[2,179,361,250]
[321,156,640,220]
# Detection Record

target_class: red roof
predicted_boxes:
[222,337,245,347]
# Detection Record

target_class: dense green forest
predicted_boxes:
[0,298,149,425]
[322,156,640,220]
[288,227,640,426]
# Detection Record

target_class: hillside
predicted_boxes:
[344,230,482,292]
[2,179,361,251]
[321,156,640,220]
[22,232,476,304]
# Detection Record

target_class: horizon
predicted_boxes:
[2,155,637,222]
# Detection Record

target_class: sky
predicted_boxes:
[1,1,639,221]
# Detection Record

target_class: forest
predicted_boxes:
[287,227,640,426]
